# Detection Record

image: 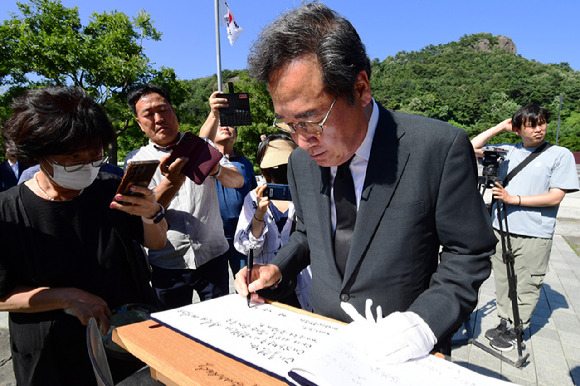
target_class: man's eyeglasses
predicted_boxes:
[51,156,110,172]
[273,97,337,136]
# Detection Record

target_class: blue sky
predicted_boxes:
[1,0,579,80]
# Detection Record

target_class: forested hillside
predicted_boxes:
[370,33,580,150]
[154,32,579,169]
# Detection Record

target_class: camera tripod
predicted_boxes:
[454,176,529,368]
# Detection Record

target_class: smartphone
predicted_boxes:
[115,160,159,202]
[264,183,292,201]
[166,132,223,185]
[216,92,252,127]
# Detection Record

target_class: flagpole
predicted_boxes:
[556,93,562,145]
[214,0,223,92]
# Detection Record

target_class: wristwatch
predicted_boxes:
[142,203,165,224]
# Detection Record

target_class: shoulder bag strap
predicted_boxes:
[489,142,552,214]
[502,142,552,188]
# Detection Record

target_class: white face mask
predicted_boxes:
[45,161,100,190]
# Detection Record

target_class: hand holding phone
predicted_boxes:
[115,160,159,204]
[166,132,223,185]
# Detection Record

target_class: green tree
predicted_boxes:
[0,0,166,163]
[171,70,275,172]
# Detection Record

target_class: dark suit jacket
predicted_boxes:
[0,161,20,192]
[271,104,496,341]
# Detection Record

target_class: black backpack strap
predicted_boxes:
[502,142,552,188]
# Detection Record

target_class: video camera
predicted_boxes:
[479,146,507,188]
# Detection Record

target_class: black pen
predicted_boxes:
[246,248,253,307]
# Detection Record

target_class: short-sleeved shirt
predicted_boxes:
[490,142,579,238]
[125,138,232,269]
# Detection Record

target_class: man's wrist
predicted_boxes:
[166,173,187,186]
[211,164,222,178]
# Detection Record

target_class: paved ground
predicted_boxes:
[0,166,578,385]
[450,167,580,385]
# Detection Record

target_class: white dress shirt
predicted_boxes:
[330,99,379,233]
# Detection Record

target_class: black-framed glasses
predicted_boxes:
[51,155,110,172]
[273,97,337,136]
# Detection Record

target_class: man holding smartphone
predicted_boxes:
[199,91,258,278]
[125,84,244,310]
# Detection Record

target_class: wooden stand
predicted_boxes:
[113,319,286,385]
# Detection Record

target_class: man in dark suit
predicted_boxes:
[234,2,496,361]
[0,149,23,191]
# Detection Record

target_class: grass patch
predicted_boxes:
[563,236,580,256]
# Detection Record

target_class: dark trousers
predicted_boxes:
[9,312,142,386]
[150,253,229,310]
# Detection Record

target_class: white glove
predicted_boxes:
[340,299,437,364]
[341,298,383,323]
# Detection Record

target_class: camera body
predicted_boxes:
[479,146,507,188]
[264,183,292,201]
[481,146,507,177]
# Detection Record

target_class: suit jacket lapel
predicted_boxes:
[343,106,409,284]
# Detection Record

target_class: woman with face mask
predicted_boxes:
[234,133,312,311]
[0,87,167,385]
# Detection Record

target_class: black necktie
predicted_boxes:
[333,157,357,276]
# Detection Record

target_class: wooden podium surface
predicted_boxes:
[113,318,286,385]
[112,300,450,385]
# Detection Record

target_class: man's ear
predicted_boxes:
[354,70,372,107]
[135,117,146,133]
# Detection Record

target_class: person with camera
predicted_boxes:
[472,104,579,352]
[199,91,258,278]
[234,133,312,311]
[0,86,167,384]
[125,84,244,310]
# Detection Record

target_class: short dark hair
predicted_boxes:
[2,87,114,165]
[247,2,371,104]
[512,104,548,130]
[127,84,172,116]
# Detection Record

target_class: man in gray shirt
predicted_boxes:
[126,84,243,309]
[472,104,579,352]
